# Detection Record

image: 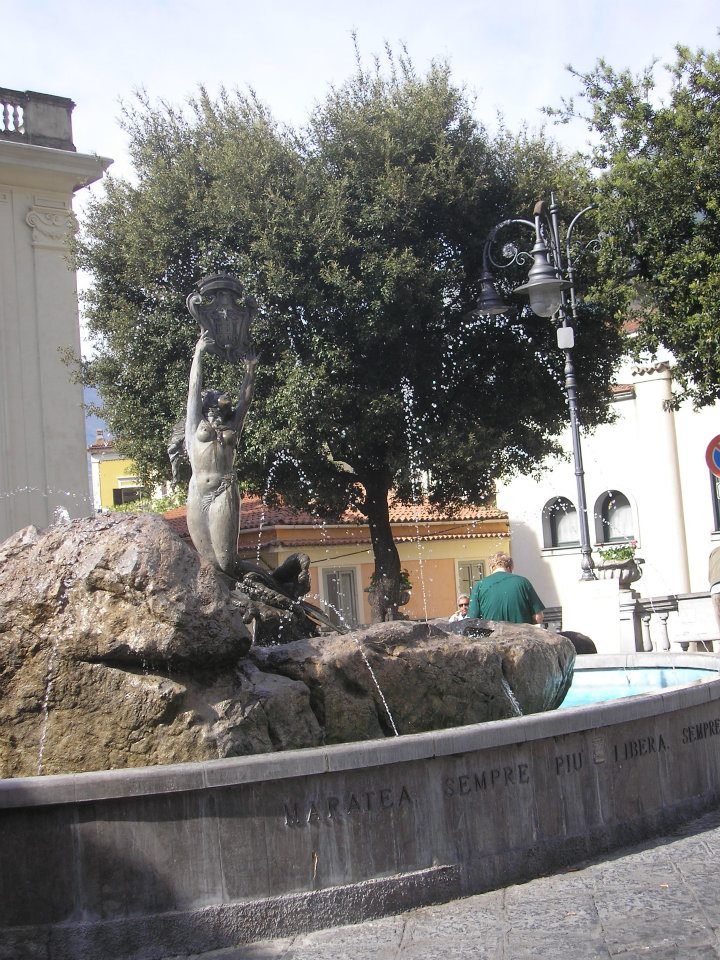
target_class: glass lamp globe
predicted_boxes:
[515,238,572,317]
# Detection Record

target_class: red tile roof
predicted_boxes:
[166,495,503,528]
[250,531,508,550]
[163,511,192,539]
[87,436,116,454]
[163,494,506,542]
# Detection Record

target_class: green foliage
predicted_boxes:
[76,86,303,484]
[597,539,637,563]
[549,43,720,407]
[77,48,623,603]
[110,488,187,514]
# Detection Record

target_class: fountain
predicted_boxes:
[3,276,720,960]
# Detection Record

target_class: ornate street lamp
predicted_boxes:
[473,193,597,581]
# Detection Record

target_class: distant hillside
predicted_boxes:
[83,386,107,447]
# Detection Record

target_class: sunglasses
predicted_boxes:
[459,602,469,608]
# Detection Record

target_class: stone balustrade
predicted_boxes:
[554,588,717,654]
[635,593,717,653]
[0,87,75,151]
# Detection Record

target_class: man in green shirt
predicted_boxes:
[468,552,544,625]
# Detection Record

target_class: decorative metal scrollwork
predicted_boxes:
[186,273,256,364]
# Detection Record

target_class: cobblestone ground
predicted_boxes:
[171,808,720,960]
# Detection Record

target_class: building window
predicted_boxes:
[542,497,579,547]
[322,568,359,629]
[595,490,634,543]
[711,472,720,533]
[112,486,146,506]
[457,560,485,597]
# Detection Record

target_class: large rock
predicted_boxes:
[249,619,575,743]
[0,515,575,778]
[0,514,252,777]
[0,513,252,665]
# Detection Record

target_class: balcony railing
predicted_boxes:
[0,87,75,151]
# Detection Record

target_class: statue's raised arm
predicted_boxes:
[229,348,258,433]
[185,329,213,453]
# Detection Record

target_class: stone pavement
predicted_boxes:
[172,807,720,960]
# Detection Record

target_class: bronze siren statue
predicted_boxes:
[178,274,335,643]
[184,275,257,574]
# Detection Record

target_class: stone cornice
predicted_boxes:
[0,138,112,193]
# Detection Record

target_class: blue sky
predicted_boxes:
[3,0,718,176]
[3,0,719,441]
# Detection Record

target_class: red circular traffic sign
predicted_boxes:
[706,434,720,478]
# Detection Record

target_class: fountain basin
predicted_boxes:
[3,652,720,960]
[561,662,718,707]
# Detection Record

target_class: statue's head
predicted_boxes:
[201,389,233,425]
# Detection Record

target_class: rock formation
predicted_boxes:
[250,620,574,743]
[0,514,575,778]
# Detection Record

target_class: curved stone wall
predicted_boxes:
[2,653,720,960]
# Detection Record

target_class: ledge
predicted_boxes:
[0,138,112,192]
[1,653,719,810]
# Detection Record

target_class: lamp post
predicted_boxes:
[474,193,597,581]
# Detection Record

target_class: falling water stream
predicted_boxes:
[36,636,60,776]
[399,378,430,622]
[35,509,82,774]
[500,675,523,717]
[255,452,328,563]
[309,594,399,736]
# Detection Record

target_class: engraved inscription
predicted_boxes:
[443,763,530,798]
[556,751,583,775]
[613,734,668,762]
[682,717,720,744]
[284,785,412,827]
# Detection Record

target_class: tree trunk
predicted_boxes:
[362,474,403,623]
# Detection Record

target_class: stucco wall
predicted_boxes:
[0,135,109,541]
[95,455,140,509]
[496,353,720,643]
[293,535,511,625]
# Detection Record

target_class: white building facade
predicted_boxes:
[496,351,720,653]
[0,88,110,541]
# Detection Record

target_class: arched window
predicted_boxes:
[542,497,579,548]
[595,490,634,543]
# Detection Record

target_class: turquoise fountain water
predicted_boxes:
[561,665,717,708]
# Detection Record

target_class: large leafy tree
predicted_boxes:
[549,43,720,407]
[77,52,623,620]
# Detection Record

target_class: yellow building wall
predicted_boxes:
[97,457,140,510]
[265,531,511,626]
